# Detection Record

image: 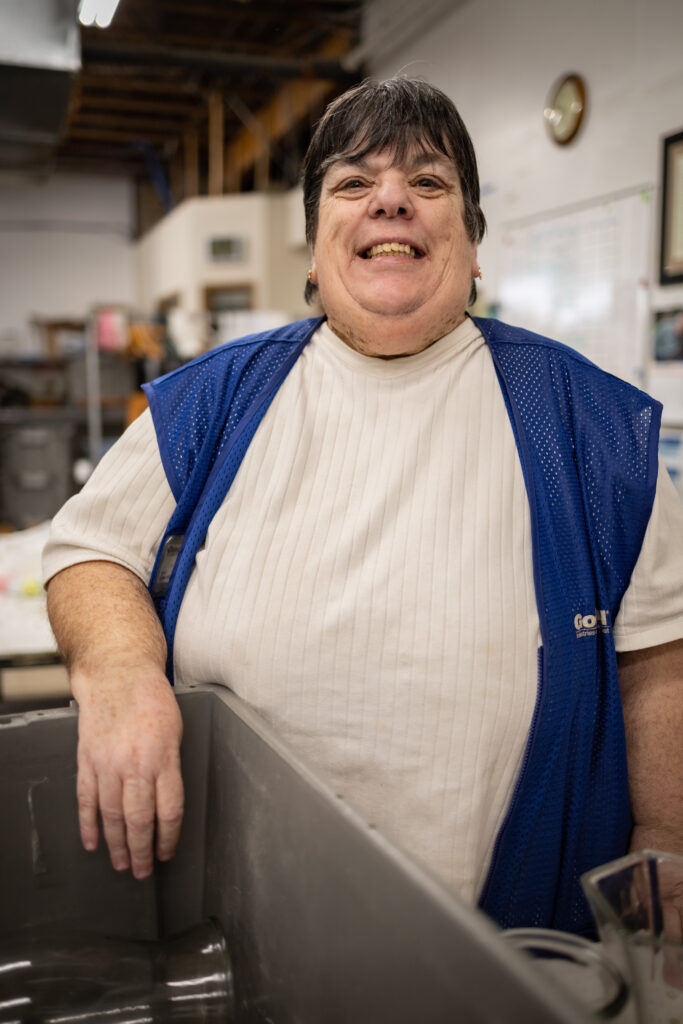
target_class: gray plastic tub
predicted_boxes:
[0,684,589,1023]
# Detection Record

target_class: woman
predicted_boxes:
[44,78,683,933]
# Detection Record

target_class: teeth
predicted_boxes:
[366,242,417,258]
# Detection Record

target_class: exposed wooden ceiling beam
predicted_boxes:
[183,129,199,198]
[150,32,312,60]
[224,31,354,191]
[56,153,145,167]
[163,0,362,31]
[84,25,297,61]
[70,113,188,133]
[208,90,224,196]
[76,95,199,116]
[82,38,358,84]
[68,127,171,143]
[78,73,200,95]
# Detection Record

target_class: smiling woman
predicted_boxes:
[309,146,479,356]
[42,75,683,946]
[303,82,486,268]
[301,78,487,358]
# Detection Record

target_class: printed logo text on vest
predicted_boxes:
[574,609,610,638]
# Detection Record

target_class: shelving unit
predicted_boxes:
[0,315,143,529]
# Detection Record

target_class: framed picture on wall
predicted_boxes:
[660,128,683,284]
[654,308,683,361]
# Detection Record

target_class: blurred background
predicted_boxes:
[0,0,681,704]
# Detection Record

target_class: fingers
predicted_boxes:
[155,768,184,863]
[100,773,131,873]
[73,672,184,878]
[76,760,100,853]
[121,774,156,878]
[77,763,184,878]
[120,769,185,877]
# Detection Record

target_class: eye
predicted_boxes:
[413,176,443,190]
[338,177,369,192]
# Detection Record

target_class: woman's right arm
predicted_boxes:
[47,560,184,879]
[43,409,182,878]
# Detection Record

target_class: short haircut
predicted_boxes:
[302,77,487,305]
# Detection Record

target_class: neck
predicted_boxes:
[326,307,469,359]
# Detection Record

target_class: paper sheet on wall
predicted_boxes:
[497,189,652,387]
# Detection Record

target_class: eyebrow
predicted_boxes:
[325,151,456,178]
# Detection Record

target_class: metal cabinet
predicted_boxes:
[0,410,76,528]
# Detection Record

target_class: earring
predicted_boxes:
[307,268,313,283]
[476,266,483,281]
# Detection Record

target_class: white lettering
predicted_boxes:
[575,609,611,636]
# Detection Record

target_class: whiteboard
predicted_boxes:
[497,188,653,387]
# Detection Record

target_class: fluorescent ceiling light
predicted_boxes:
[78,0,122,29]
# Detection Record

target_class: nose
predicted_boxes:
[368,175,414,219]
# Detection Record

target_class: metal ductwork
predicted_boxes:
[0,0,80,173]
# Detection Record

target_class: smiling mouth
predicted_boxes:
[361,242,424,259]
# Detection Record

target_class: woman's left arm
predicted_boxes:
[619,637,683,853]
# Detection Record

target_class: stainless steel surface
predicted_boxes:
[0,918,234,1023]
[0,685,592,1023]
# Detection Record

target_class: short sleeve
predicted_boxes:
[42,409,175,587]
[613,458,683,651]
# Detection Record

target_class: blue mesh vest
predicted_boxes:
[143,315,661,935]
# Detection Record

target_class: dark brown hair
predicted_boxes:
[302,77,486,305]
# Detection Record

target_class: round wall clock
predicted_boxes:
[544,73,587,146]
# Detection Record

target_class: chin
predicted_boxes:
[355,289,425,317]
[364,304,422,319]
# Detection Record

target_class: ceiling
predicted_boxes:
[0,0,463,229]
[0,0,364,223]
[61,0,364,197]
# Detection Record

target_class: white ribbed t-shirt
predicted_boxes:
[43,318,683,903]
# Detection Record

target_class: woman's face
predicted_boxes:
[310,146,479,357]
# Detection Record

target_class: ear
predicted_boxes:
[309,260,319,286]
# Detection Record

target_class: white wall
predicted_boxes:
[369,0,683,312]
[0,173,136,354]
[265,189,311,318]
[134,191,310,340]
[0,176,311,356]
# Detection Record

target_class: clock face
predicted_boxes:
[544,74,586,145]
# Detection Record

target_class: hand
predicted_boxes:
[72,662,184,879]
